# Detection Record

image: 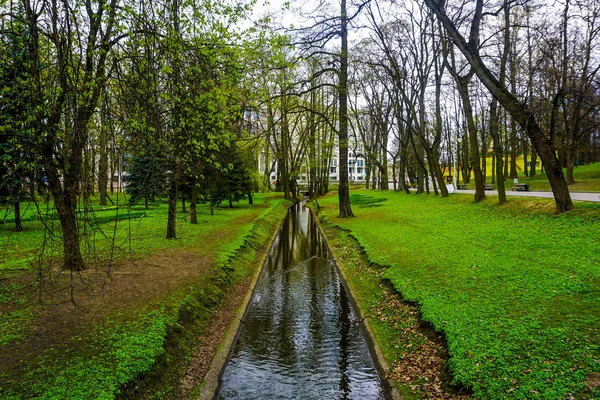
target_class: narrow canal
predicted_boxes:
[216,202,385,399]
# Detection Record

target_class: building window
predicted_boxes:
[330,167,337,173]
[357,167,362,174]
[331,159,337,167]
[357,159,364,167]
[349,167,354,173]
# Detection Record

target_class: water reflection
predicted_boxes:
[216,203,384,399]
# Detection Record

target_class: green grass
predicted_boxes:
[314,214,456,398]
[0,194,279,275]
[458,161,600,192]
[0,194,289,399]
[317,190,600,399]
[519,162,600,192]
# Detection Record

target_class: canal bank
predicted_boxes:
[115,198,291,400]
[312,210,403,400]
[200,202,395,399]
[311,200,468,400]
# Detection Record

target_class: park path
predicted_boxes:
[454,188,600,203]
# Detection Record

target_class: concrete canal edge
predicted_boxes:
[313,209,403,400]
[198,201,400,400]
[197,212,286,400]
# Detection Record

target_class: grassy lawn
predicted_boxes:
[0,194,288,399]
[454,161,600,192]
[0,194,279,275]
[316,190,600,399]
[519,162,600,192]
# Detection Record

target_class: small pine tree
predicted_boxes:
[210,146,253,208]
[125,154,166,208]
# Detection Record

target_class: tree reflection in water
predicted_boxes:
[217,203,384,399]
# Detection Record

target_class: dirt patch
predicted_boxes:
[0,248,215,381]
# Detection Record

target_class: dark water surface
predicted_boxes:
[216,203,385,399]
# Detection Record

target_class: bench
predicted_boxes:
[457,183,467,190]
[484,184,493,190]
[511,184,530,191]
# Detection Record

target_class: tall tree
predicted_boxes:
[22,0,122,270]
[424,0,573,213]
[337,0,354,216]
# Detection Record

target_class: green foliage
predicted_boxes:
[0,306,33,346]
[124,155,167,207]
[0,195,288,399]
[209,144,253,207]
[319,190,600,399]
[0,6,38,208]
[11,310,170,400]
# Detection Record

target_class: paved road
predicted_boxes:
[454,189,600,203]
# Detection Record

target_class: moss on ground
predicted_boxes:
[316,190,600,399]
[0,195,289,400]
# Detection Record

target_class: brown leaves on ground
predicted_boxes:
[584,372,600,391]
[372,283,468,399]
[322,221,469,399]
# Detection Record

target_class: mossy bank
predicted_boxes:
[314,190,600,399]
[0,195,289,399]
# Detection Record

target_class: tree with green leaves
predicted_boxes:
[0,3,37,232]
[124,154,166,208]
[210,144,253,208]
[21,0,123,270]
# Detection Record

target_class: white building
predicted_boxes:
[327,153,367,182]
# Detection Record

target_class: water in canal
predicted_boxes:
[216,202,385,399]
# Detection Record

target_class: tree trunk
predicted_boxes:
[417,162,425,194]
[481,133,487,184]
[461,137,470,183]
[491,147,496,184]
[56,191,85,271]
[392,160,397,191]
[504,138,509,178]
[424,0,572,213]
[13,201,22,232]
[337,0,354,218]
[523,137,529,177]
[190,183,199,224]
[490,99,507,204]
[381,154,389,191]
[280,103,291,200]
[457,76,486,202]
[166,178,177,239]
[98,121,108,206]
[510,118,518,179]
[429,158,439,195]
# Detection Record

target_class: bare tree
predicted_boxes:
[423,0,573,213]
